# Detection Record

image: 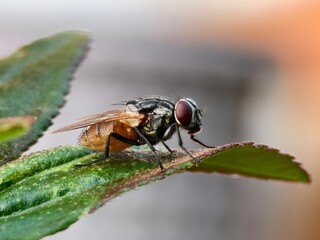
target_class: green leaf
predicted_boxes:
[188,142,310,182]
[0,31,90,165]
[0,116,35,143]
[0,142,309,239]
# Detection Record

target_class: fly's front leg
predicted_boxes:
[176,127,196,162]
[75,132,141,168]
[190,135,215,148]
[134,127,164,171]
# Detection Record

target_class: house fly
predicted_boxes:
[53,96,213,170]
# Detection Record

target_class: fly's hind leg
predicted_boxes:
[75,132,141,168]
[74,155,107,168]
[103,132,142,158]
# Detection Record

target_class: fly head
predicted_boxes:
[174,98,203,135]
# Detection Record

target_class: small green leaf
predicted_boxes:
[188,142,310,182]
[0,142,309,239]
[0,31,90,165]
[0,116,35,143]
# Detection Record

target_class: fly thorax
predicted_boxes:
[154,106,173,119]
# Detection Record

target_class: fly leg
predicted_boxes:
[160,139,179,162]
[134,127,164,171]
[190,135,215,148]
[160,139,174,154]
[103,132,142,158]
[75,132,141,167]
[160,122,177,158]
[177,127,197,162]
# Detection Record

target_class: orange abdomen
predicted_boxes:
[79,121,139,152]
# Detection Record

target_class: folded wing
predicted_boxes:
[52,105,144,133]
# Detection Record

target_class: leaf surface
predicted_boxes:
[188,142,310,182]
[0,116,35,143]
[0,142,309,239]
[0,31,90,165]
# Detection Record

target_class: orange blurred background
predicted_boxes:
[1,1,320,239]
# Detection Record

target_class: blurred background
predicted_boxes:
[1,1,320,239]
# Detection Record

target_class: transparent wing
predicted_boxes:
[52,105,144,133]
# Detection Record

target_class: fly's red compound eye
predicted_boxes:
[175,100,193,126]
